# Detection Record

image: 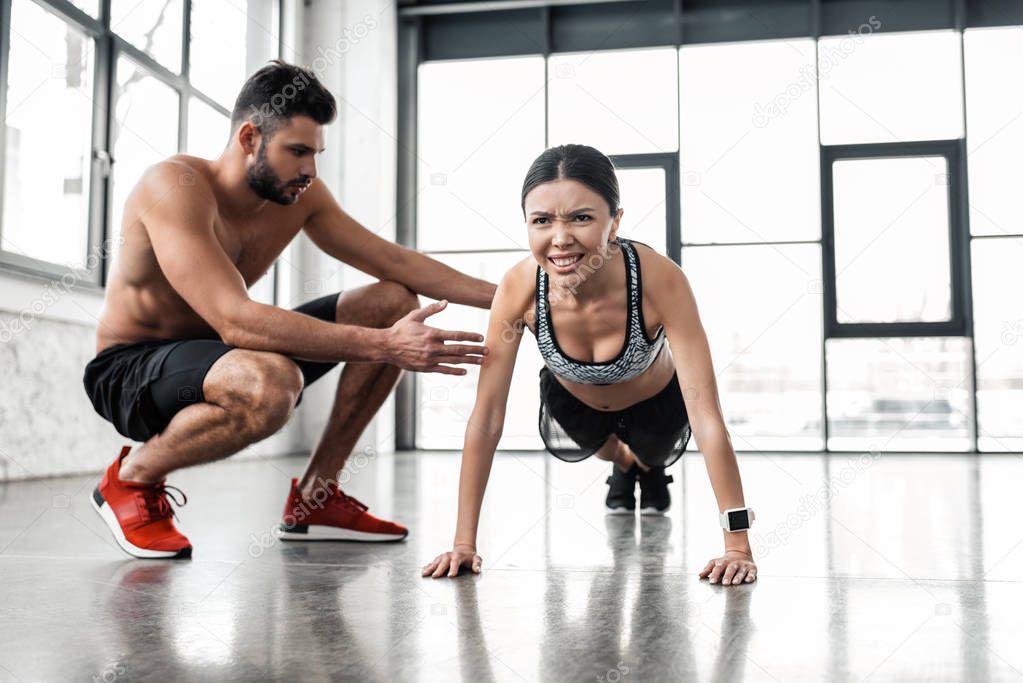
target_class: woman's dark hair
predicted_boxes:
[230,59,337,138]
[520,144,620,217]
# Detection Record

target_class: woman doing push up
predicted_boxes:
[422,144,758,586]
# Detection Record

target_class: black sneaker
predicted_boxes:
[605,463,640,515]
[638,466,674,515]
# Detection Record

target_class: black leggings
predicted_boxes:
[538,366,692,468]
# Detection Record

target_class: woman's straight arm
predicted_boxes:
[423,260,534,577]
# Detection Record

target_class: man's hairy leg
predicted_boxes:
[297,281,419,498]
[118,350,304,484]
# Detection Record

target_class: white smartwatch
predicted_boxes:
[719,506,755,532]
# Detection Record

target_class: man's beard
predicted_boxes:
[246,138,308,205]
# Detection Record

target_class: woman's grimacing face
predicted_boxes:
[524,178,623,287]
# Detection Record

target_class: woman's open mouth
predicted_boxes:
[548,253,583,273]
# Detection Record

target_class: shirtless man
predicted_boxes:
[83,60,496,559]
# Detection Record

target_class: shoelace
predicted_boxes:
[333,488,368,513]
[138,484,188,522]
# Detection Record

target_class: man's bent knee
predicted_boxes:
[337,280,419,327]
[205,350,304,434]
[379,281,420,325]
[380,280,419,311]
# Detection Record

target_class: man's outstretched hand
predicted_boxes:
[385,300,488,374]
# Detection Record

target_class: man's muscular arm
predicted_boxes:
[301,181,497,309]
[140,162,483,372]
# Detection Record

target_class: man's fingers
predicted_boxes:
[440,344,488,356]
[439,329,485,343]
[411,300,448,322]
[432,356,483,366]
[424,365,467,376]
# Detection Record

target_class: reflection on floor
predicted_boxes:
[1,449,1022,682]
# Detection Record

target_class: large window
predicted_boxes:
[410,21,1019,454]
[964,26,1023,453]
[0,0,282,296]
[2,0,95,270]
[818,30,964,146]
[679,39,823,452]
[547,47,678,155]
[415,55,546,449]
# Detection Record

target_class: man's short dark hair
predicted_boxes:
[230,59,337,138]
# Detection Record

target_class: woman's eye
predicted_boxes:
[575,215,592,222]
[533,217,549,225]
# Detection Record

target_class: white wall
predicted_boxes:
[0,0,399,481]
[294,0,398,459]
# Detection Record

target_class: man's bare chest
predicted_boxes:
[212,217,301,284]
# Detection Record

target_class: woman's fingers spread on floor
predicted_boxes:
[431,557,451,578]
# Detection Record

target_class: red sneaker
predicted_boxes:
[276,478,408,542]
[90,446,192,559]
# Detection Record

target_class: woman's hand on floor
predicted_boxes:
[422,544,482,578]
[699,549,757,585]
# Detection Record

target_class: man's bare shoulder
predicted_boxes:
[134,157,217,222]
[293,176,335,222]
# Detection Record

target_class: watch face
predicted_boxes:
[727,509,750,530]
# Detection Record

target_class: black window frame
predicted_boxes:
[609,152,681,265]
[0,0,283,298]
[820,139,971,339]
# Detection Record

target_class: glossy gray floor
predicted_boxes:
[1,449,1022,682]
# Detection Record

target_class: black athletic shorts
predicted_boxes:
[82,293,342,442]
[538,366,692,468]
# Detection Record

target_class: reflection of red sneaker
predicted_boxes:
[90,446,192,559]
[276,478,408,542]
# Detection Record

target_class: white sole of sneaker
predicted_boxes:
[90,487,191,559]
[274,524,407,542]
[605,505,635,515]
[640,505,670,516]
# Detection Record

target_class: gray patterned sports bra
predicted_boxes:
[535,238,666,386]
